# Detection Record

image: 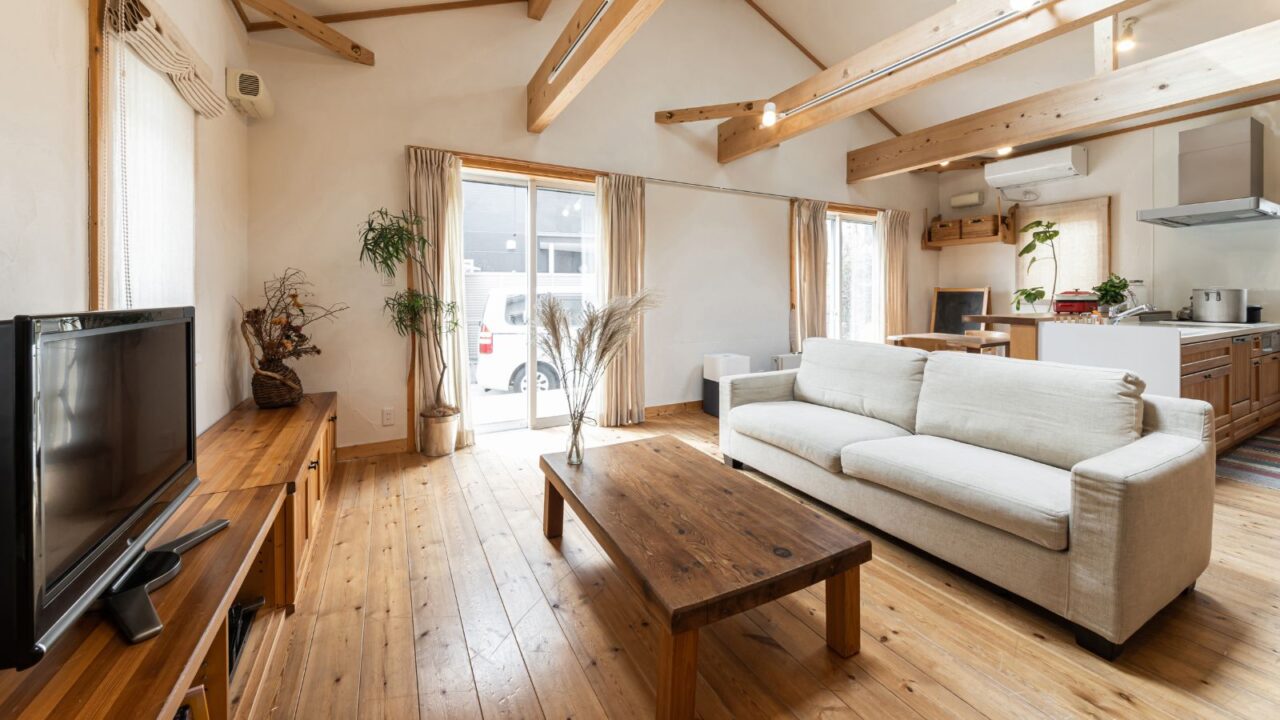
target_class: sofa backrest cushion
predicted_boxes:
[795,338,929,432]
[915,352,1146,470]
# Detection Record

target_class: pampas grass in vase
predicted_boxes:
[537,291,655,465]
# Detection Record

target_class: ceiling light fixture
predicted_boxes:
[1116,17,1138,53]
[548,0,613,84]
[997,146,1014,156]
[765,1,1042,126]
[940,160,951,167]
[761,102,778,128]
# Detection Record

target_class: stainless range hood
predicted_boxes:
[1138,118,1280,228]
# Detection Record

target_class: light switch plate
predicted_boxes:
[381,407,394,426]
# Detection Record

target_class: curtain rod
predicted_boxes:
[406,144,883,215]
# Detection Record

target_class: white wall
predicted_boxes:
[0,0,253,433]
[0,0,88,316]
[246,0,940,446]
[936,101,1280,320]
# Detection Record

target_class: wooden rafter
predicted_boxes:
[527,0,665,132]
[1093,15,1118,74]
[846,20,1280,182]
[244,1,526,35]
[718,0,1145,163]
[230,0,252,30]
[739,0,899,138]
[528,0,553,20]
[655,100,763,124]
[241,0,375,64]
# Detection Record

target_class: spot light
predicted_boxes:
[761,102,778,128]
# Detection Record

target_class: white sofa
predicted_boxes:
[719,338,1216,658]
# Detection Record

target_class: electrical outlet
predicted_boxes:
[381,407,394,426]
[381,275,394,287]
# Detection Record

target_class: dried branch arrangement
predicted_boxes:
[239,268,347,407]
[537,291,655,463]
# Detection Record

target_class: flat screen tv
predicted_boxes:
[0,307,199,670]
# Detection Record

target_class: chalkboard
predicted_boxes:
[931,288,990,334]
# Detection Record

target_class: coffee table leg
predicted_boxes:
[825,566,861,657]
[543,475,564,539]
[656,627,698,720]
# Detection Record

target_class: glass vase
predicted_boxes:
[567,416,585,465]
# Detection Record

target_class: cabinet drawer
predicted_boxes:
[961,215,998,238]
[1233,410,1262,440]
[1181,338,1232,375]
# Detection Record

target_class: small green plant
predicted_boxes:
[1012,287,1047,312]
[359,208,459,416]
[1013,219,1060,312]
[1092,273,1131,307]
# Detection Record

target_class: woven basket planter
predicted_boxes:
[251,361,304,409]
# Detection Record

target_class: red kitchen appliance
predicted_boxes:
[1052,290,1099,314]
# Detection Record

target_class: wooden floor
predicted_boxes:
[254,412,1280,719]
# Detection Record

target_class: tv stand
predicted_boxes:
[104,520,230,643]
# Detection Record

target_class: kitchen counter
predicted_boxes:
[1133,321,1280,344]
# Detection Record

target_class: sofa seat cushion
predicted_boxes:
[841,435,1071,551]
[730,401,910,472]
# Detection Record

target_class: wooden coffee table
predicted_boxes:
[540,435,871,720]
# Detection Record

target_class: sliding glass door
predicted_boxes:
[462,171,599,432]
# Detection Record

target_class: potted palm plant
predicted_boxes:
[359,209,461,456]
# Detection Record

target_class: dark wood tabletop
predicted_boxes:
[539,435,871,634]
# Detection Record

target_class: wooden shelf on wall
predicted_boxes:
[921,198,1019,251]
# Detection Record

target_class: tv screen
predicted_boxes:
[1,307,198,669]
[39,321,190,594]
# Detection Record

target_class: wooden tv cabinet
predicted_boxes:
[0,393,338,720]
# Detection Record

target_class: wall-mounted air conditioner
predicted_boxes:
[984,146,1087,189]
[226,68,274,120]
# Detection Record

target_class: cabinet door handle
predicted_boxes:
[308,460,319,470]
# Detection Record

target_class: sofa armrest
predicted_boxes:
[718,369,797,461]
[1142,393,1214,441]
[1067,431,1215,643]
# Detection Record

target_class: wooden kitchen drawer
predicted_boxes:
[931,219,961,242]
[1233,410,1262,442]
[961,215,998,238]
[1181,364,1232,430]
[1181,338,1233,376]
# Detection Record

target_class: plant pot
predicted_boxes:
[421,412,459,457]
[252,361,303,408]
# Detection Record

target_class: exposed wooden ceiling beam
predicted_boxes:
[718,0,1144,163]
[1093,15,1118,74]
[911,158,991,174]
[527,0,665,133]
[846,20,1280,182]
[739,0,900,138]
[655,100,763,124]
[528,0,553,20]
[230,0,252,30]
[245,0,523,32]
[241,0,375,63]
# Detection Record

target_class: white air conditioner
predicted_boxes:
[984,146,1087,189]
[226,68,274,120]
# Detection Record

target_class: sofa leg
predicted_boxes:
[1183,581,1197,597]
[1074,627,1124,660]
[724,456,744,470]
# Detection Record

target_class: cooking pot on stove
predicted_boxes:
[1052,290,1099,314]
[1191,288,1248,323]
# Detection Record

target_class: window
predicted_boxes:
[824,213,884,342]
[103,41,195,310]
[1014,197,1111,310]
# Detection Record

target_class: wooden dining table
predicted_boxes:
[888,332,1011,354]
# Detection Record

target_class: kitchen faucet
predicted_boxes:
[1108,303,1155,325]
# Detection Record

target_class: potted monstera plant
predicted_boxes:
[359,209,461,456]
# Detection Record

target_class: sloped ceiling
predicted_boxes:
[242,0,1280,153]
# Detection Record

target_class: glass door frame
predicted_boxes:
[461,168,597,432]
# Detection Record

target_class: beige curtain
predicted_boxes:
[1014,197,1111,309]
[108,0,225,118]
[407,147,473,449]
[878,209,910,338]
[790,199,829,352]
[599,174,647,427]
